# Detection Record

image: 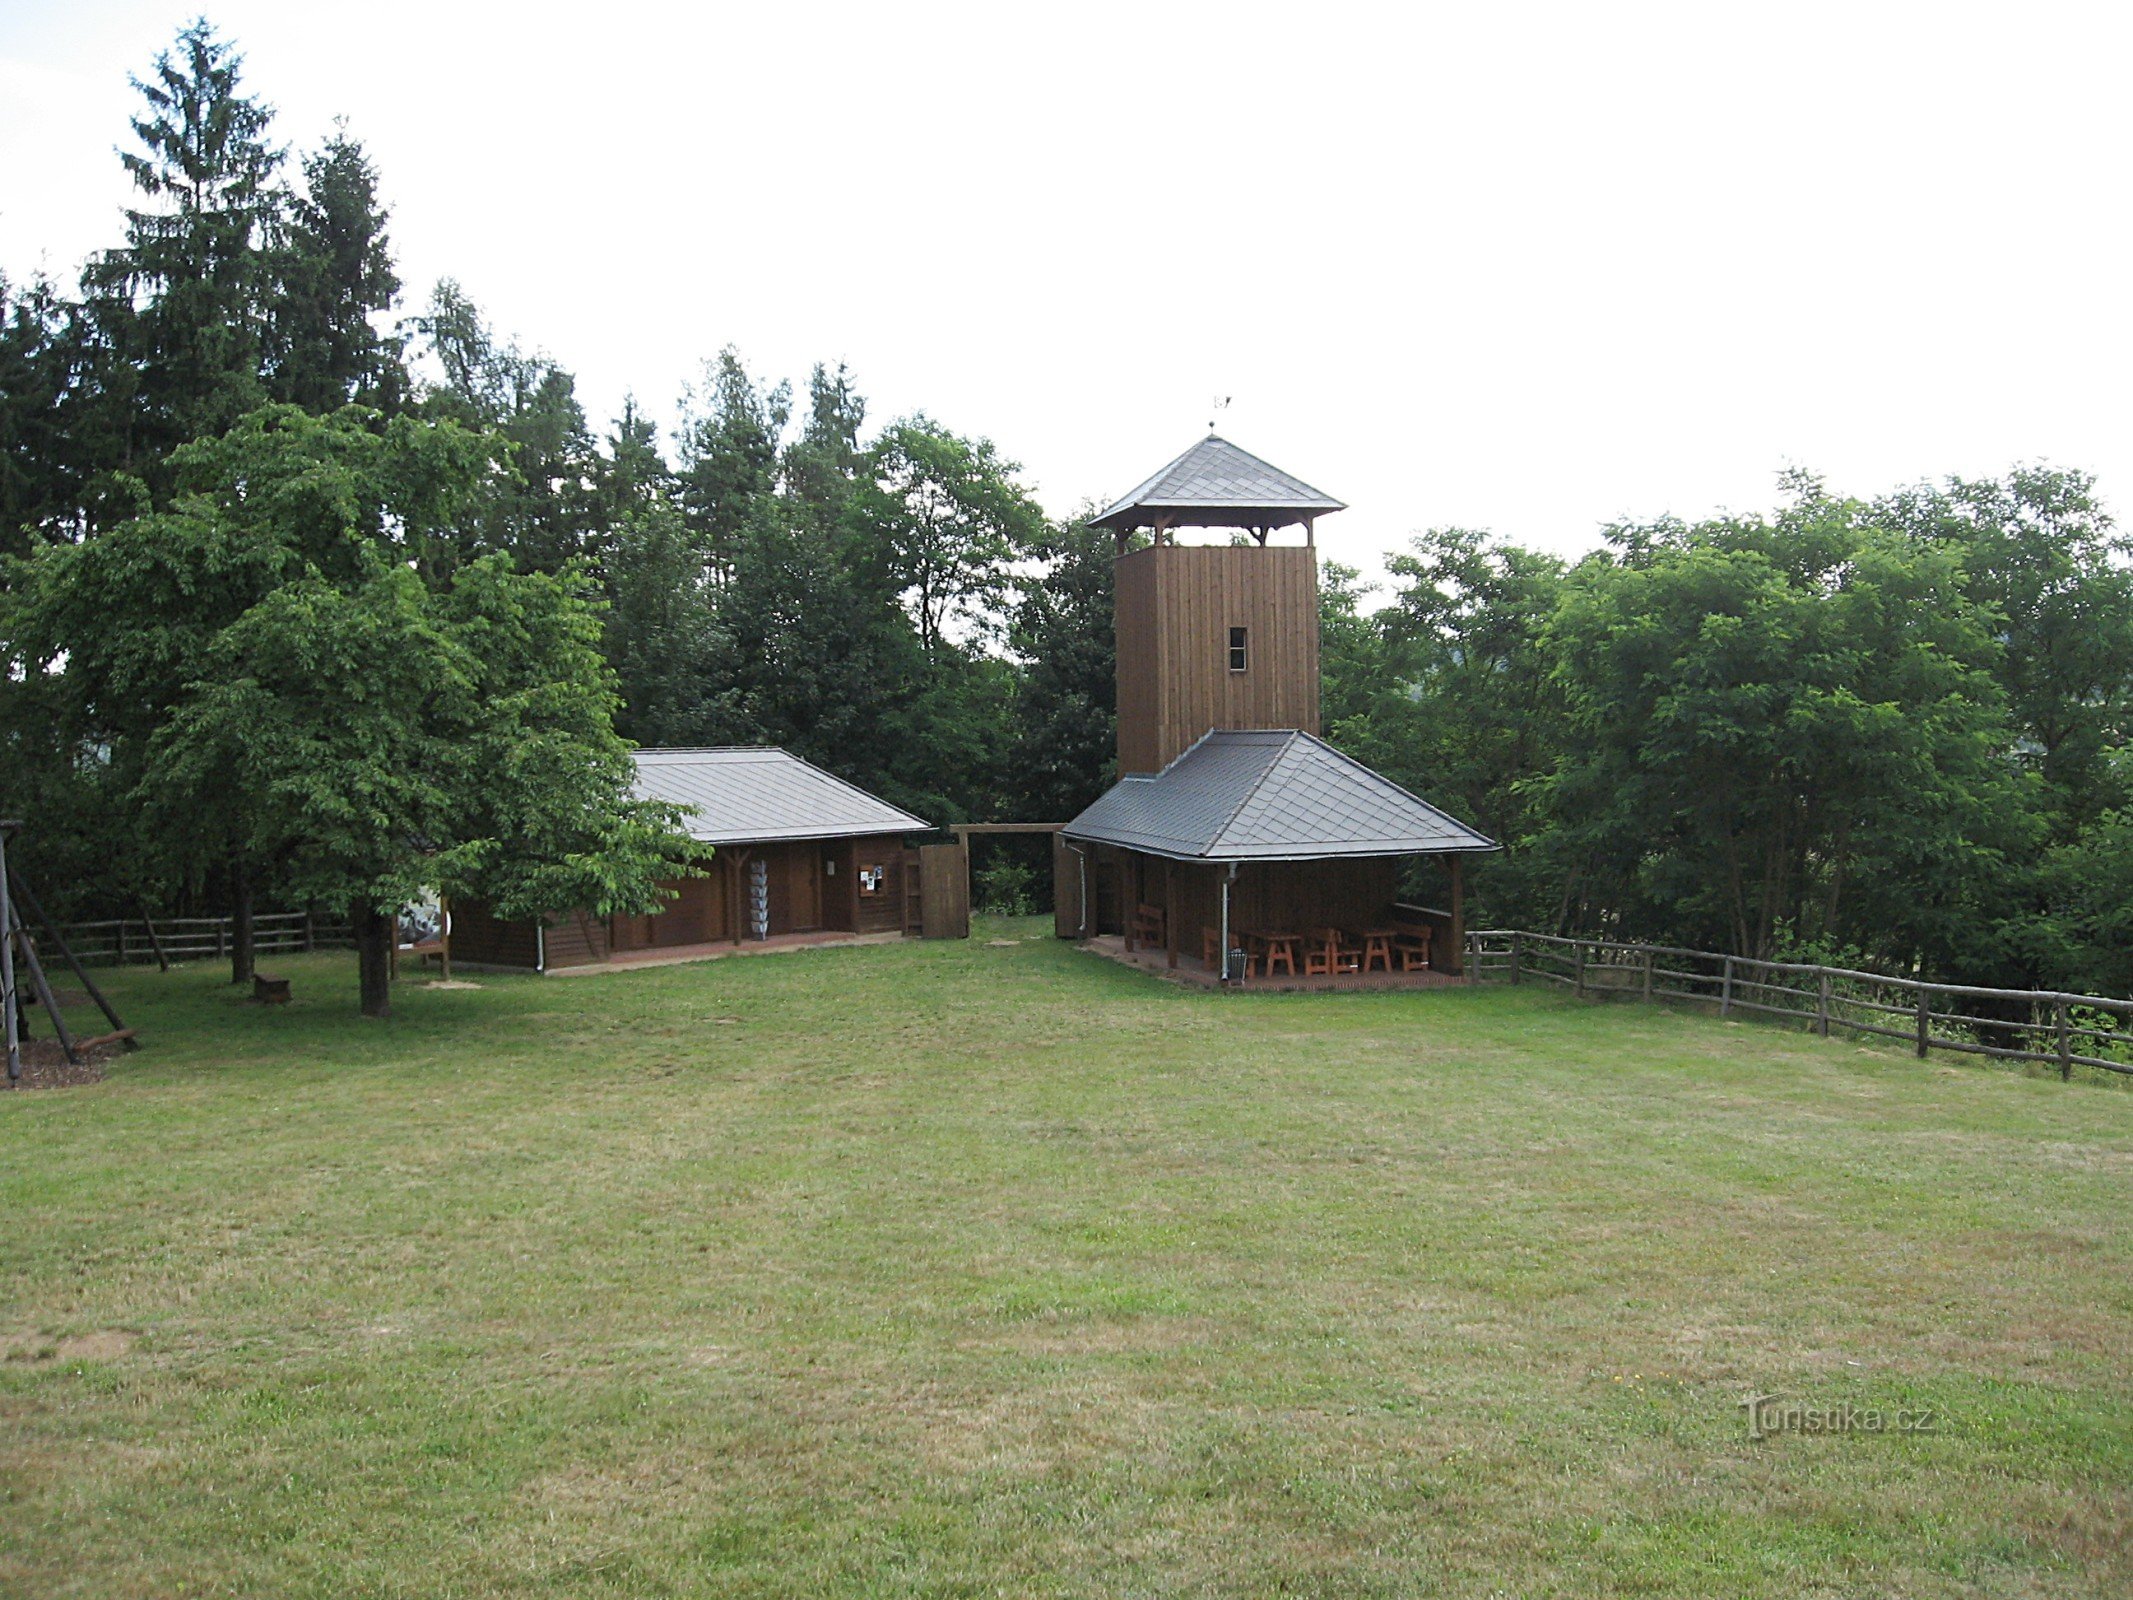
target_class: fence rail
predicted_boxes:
[43,911,354,968]
[1464,929,2133,1081]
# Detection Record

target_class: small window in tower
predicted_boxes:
[1228,626,1249,672]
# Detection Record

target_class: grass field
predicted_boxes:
[2,920,2129,1598]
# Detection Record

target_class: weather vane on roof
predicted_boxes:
[1209,395,1231,434]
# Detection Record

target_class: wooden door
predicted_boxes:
[918,841,969,939]
[789,846,821,932]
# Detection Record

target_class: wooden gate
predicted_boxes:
[917,842,970,940]
[1053,835,1083,938]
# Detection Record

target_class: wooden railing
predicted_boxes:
[46,911,353,967]
[1464,929,2133,1081]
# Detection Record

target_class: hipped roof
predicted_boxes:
[1089,435,1345,532]
[632,748,929,845]
[1062,730,1498,861]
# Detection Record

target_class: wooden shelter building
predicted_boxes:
[451,748,929,972]
[1058,437,1497,977]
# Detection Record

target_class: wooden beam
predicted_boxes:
[1447,854,1466,977]
[1164,859,1178,969]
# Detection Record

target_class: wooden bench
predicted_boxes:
[252,973,291,1005]
[1129,902,1165,950]
[1395,927,1433,971]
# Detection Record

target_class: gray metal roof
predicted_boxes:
[1062,730,1498,860]
[632,748,929,845]
[1089,435,1346,532]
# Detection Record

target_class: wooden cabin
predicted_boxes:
[450,748,929,972]
[1058,436,1498,976]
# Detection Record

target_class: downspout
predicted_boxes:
[1065,841,1091,938]
[535,920,546,976]
[1218,861,1238,983]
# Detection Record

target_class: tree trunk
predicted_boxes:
[229,860,255,986]
[355,903,392,1019]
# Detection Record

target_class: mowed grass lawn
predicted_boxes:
[2,920,2130,1599]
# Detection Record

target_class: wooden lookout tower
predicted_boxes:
[1058,436,1498,979]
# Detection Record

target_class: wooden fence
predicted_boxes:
[47,911,353,968]
[1463,929,2133,1081]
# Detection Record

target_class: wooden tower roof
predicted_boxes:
[1089,435,1345,536]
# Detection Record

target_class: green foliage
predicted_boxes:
[6,405,694,1007]
[1321,470,2132,992]
[79,20,285,491]
[856,417,1047,654]
[973,850,1038,915]
[1005,514,1117,820]
[269,125,406,414]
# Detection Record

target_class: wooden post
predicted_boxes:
[1447,854,1465,977]
[5,901,77,1064]
[1720,956,1734,1017]
[1816,971,1831,1037]
[1510,931,1523,985]
[138,900,169,972]
[1914,984,1930,1059]
[215,919,226,960]
[9,872,130,1042]
[1164,859,1177,969]
[303,910,315,953]
[1641,946,1654,1002]
[1573,940,1586,998]
[116,920,128,965]
[0,825,18,1086]
[2056,997,2072,1081]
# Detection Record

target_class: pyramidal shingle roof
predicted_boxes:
[632,748,929,845]
[1062,730,1497,860]
[1089,436,1346,532]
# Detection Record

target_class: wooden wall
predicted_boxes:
[448,898,540,969]
[1115,543,1321,774]
[448,832,914,969]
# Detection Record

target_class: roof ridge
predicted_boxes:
[1204,728,1302,849]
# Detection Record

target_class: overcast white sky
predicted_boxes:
[4,1,2129,587]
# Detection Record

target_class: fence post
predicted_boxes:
[1721,956,1734,1017]
[1465,929,1478,985]
[1915,984,1930,1059]
[2056,997,2072,1081]
[1573,941,1586,998]
[1816,971,1831,1037]
[215,919,226,960]
[1641,946,1654,1003]
[303,910,315,953]
[1510,931,1523,986]
[116,921,128,966]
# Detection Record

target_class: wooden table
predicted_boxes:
[1355,927,1404,973]
[1241,929,1302,978]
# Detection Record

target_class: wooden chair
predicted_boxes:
[1395,927,1433,972]
[1306,929,1361,976]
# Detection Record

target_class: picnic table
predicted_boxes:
[1354,927,1405,973]
[1239,928,1303,978]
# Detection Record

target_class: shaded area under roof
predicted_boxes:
[1062,730,1498,861]
[1089,435,1345,533]
[632,748,929,845]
